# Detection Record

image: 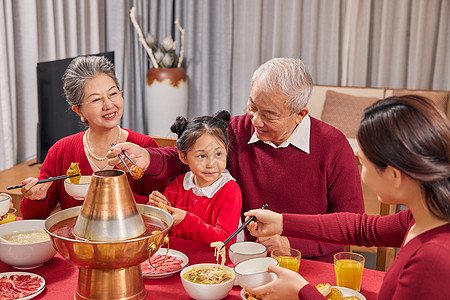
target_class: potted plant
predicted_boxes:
[130,7,188,137]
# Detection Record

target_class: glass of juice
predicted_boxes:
[334,252,365,291]
[270,247,301,273]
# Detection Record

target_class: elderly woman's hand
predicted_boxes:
[244,209,283,237]
[244,264,308,300]
[21,177,52,201]
[107,142,150,171]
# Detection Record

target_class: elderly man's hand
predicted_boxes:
[257,235,290,252]
[245,209,283,237]
[107,142,150,171]
[244,264,308,300]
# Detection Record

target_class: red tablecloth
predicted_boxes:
[0,237,384,299]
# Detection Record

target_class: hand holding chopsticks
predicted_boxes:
[220,204,268,250]
[110,143,144,180]
[7,174,80,190]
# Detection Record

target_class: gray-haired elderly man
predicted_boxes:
[108,58,364,262]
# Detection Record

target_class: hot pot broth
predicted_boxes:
[2,231,50,244]
[49,214,168,239]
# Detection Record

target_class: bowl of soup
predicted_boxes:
[180,263,235,300]
[64,175,91,200]
[0,220,56,269]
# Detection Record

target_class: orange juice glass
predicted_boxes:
[271,248,301,273]
[334,252,365,291]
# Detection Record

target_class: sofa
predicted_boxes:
[307,85,450,152]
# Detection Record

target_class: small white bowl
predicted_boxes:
[180,263,235,300]
[234,257,279,288]
[0,220,56,269]
[0,193,11,216]
[64,175,91,200]
[229,241,267,265]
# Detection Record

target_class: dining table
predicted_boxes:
[0,236,384,299]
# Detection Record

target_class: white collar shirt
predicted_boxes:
[248,114,311,154]
[183,170,235,198]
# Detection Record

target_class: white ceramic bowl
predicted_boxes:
[0,193,11,216]
[0,220,57,269]
[234,257,279,288]
[229,241,267,265]
[64,175,91,200]
[180,263,235,300]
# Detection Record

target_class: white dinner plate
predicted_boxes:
[240,286,366,300]
[142,248,189,279]
[332,286,367,300]
[0,272,46,299]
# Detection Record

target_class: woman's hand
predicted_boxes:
[245,209,283,237]
[20,177,52,201]
[107,142,150,171]
[244,264,308,299]
[148,191,186,225]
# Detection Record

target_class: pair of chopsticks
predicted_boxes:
[6,174,80,190]
[110,143,139,177]
[220,204,268,250]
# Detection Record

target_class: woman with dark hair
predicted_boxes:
[244,95,450,299]
[20,56,167,219]
[148,111,242,247]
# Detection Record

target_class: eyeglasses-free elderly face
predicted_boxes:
[79,88,123,108]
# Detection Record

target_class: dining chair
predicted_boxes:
[151,136,177,148]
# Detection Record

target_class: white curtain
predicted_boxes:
[0,0,448,171]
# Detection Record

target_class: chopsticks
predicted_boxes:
[6,174,80,190]
[220,204,268,250]
[110,143,139,177]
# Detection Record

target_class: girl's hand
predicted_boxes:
[20,177,52,201]
[148,191,186,225]
[244,264,308,300]
[108,142,150,171]
[165,206,186,226]
[0,195,13,221]
[244,209,283,237]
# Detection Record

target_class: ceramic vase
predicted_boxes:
[145,68,188,137]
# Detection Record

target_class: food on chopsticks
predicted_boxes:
[243,291,263,300]
[141,254,184,274]
[316,283,346,300]
[130,165,144,180]
[342,297,361,300]
[66,162,81,184]
[210,241,226,266]
[2,231,50,244]
[0,274,43,299]
[182,265,234,284]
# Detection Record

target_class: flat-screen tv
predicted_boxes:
[36,51,115,163]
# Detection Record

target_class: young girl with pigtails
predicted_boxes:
[148,110,242,247]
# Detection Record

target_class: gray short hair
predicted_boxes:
[251,58,313,114]
[62,56,118,106]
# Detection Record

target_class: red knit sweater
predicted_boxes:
[164,174,242,247]
[20,129,168,219]
[146,114,364,261]
[286,210,450,299]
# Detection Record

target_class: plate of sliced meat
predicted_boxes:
[0,272,46,299]
[141,248,189,279]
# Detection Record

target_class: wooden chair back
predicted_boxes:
[151,136,177,148]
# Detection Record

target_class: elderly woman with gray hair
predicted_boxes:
[20,55,167,219]
[108,58,364,262]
